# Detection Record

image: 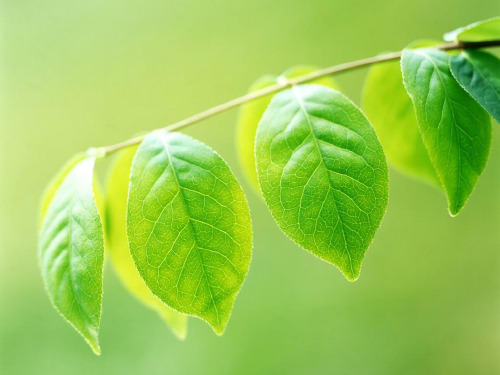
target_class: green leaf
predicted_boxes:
[255,84,388,281]
[401,48,491,215]
[450,50,500,123]
[362,59,440,186]
[39,157,104,354]
[105,146,188,339]
[237,66,338,192]
[444,17,500,42]
[127,131,252,334]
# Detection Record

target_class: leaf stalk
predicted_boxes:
[92,39,500,157]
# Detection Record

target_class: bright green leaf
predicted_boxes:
[362,59,440,186]
[237,66,338,192]
[127,131,252,334]
[401,48,491,215]
[39,157,104,354]
[105,146,188,339]
[255,84,388,281]
[450,50,500,123]
[444,17,500,42]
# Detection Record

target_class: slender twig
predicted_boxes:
[91,39,500,157]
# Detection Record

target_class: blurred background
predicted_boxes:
[1,0,499,374]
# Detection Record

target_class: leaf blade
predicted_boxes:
[401,48,491,215]
[105,146,188,339]
[127,132,252,334]
[450,50,500,123]
[255,84,388,281]
[39,157,104,354]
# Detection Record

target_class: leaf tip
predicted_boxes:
[91,345,102,356]
[448,206,461,217]
[338,256,363,282]
[212,323,226,336]
[86,336,101,356]
[343,268,361,282]
[447,196,467,217]
[207,316,228,336]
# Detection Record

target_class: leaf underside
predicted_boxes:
[450,50,500,124]
[444,17,500,42]
[127,131,252,334]
[401,48,491,215]
[255,84,388,281]
[39,157,104,354]
[105,146,188,339]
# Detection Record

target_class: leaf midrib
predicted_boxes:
[290,86,354,276]
[416,51,463,211]
[65,172,97,332]
[158,133,221,331]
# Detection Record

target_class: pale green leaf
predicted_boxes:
[105,146,188,339]
[39,157,104,354]
[236,75,277,191]
[444,17,500,42]
[40,153,86,221]
[237,66,338,192]
[401,48,491,215]
[127,131,252,334]
[450,50,500,123]
[255,84,388,281]
[362,59,440,186]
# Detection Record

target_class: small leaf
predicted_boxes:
[237,66,339,191]
[39,157,104,354]
[444,17,500,42]
[401,48,491,215]
[127,131,252,334]
[255,84,388,281]
[105,146,188,339]
[362,59,440,186]
[450,50,500,123]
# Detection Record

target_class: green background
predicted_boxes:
[1,0,499,373]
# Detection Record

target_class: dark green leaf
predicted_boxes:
[450,50,500,123]
[401,48,491,215]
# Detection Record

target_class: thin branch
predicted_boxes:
[91,39,500,157]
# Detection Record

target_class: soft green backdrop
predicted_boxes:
[1,0,499,374]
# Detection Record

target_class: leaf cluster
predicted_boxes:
[38,18,500,353]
